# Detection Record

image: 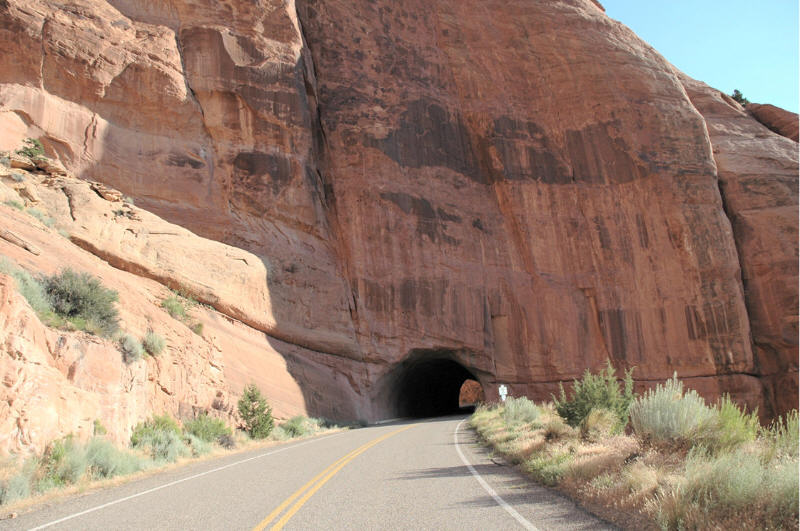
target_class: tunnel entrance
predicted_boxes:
[390,353,483,418]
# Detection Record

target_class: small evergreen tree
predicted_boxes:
[731,89,750,106]
[238,384,273,439]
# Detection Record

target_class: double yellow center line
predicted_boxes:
[252,424,415,531]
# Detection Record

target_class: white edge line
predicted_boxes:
[28,432,345,531]
[454,419,539,531]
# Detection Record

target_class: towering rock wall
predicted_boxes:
[0,0,796,433]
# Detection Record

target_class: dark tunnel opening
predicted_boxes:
[391,354,483,418]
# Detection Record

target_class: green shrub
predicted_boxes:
[543,418,576,441]
[238,384,274,439]
[502,397,541,426]
[183,413,231,443]
[526,451,572,486]
[130,415,180,446]
[0,258,52,316]
[85,438,143,479]
[698,395,759,453]
[161,295,186,319]
[190,322,203,336]
[93,419,107,436]
[15,138,44,158]
[39,437,87,488]
[553,361,635,429]
[761,410,799,461]
[184,433,212,457]
[142,330,165,356]
[629,375,716,447]
[43,269,120,337]
[3,199,23,210]
[130,416,188,463]
[119,334,144,363]
[27,208,55,228]
[276,416,319,439]
[0,460,35,505]
[580,408,619,442]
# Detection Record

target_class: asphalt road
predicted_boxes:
[3,416,614,530]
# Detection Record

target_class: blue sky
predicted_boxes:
[602,1,799,112]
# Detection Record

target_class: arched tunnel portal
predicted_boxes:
[384,350,485,419]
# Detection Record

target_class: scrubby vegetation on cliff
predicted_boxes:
[0,258,120,338]
[161,291,204,336]
[470,369,799,530]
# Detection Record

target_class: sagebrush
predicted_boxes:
[44,268,120,337]
[142,330,165,356]
[183,413,231,443]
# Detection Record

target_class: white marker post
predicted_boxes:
[498,384,508,402]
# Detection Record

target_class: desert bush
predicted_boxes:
[217,433,236,449]
[85,438,143,479]
[162,293,203,335]
[698,395,759,453]
[184,434,212,457]
[142,330,165,356]
[119,334,144,363]
[276,416,320,439]
[629,375,715,447]
[238,384,274,439]
[0,258,53,318]
[130,415,189,462]
[130,415,181,445]
[502,397,541,426]
[93,420,107,436]
[43,269,120,337]
[183,413,231,443]
[553,361,634,429]
[38,437,87,488]
[26,208,55,228]
[0,460,36,505]
[762,410,799,461]
[579,408,619,442]
[3,199,23,210]
[526,451,572,486]
[16,138,44,158]
[161,295,186,319]
[543,418,576,441]
[131,428,188,463]
[656,447,799,529]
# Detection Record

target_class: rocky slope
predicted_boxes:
[0,0,796,450]
[0,162,361,454]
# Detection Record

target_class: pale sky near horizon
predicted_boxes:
[602,1,799,113]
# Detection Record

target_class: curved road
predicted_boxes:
[4,416,613,530]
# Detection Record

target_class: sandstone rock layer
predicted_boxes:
[0,0,796,449]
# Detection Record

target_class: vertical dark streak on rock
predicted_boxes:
[173,32,216,193]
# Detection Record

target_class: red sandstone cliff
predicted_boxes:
[0,0,796,450]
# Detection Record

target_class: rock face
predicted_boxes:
[0,0,796,448]
[747,104,799,142]
[0,165,364,454]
